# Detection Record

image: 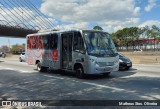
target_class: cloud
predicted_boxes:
[104,18,140,26]
[139,20,160,27]
[101,18,140,33]
[40,0,140,22]
[145,0,157,12]
[31,16,56,29]
[0,7,56,30]
[56,22,89,30]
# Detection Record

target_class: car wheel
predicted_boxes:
[76,66,85,79]
[2,54,5,58]
[19,58,22,62]
[125,67,130,70]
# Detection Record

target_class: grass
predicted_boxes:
[120,51,160,65]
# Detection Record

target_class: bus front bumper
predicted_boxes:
[85,64,119,74]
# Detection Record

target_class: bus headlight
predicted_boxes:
[119,59,123,62]
[95,62,100,66]
[91,59,96,63]
[114,60,119,63]
[91,59,99,65]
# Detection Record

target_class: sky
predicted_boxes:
[0,0,160,47]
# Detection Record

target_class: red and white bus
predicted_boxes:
[26,29,119,78]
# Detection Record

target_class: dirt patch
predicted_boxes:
[120,51,160,65]
[6,54,19,58]
[5,52,160,65]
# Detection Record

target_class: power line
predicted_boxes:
[23,0,56,28]
[7,0,41,30]
[22,0,53,29]
[0,2,12,26]
[13,0,49,30]
[0,2,22,28]
[0,0,56,30]
[2,0,32,29]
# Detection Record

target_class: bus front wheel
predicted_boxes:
[76,66,85,79]
[103,72,110,77]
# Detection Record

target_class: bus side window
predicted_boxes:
[27,37,30,49]
[50,34,58,50]
[73,32,85,53]
[39,36,44,49]
[42,35,50,49]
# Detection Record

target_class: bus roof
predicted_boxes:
[26,29,106,37]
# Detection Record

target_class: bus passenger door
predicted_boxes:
[49,33,58,69]
[61,33,73,69]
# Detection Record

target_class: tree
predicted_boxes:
[111,27,140,51]
[137,27,146,49]
[0,45,9,52]
[93,26,103,30]
[150,25,160,51]
[11,44,25,53]
[128,27,139,50]
[111,25,160,51]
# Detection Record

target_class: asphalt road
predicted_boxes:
[0,58,160,109]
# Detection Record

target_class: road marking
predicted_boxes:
[0,67,14,70]
[19,70,31,73]
[0,65,159,94]
[134,64,160,67]
[0,66,155,96]
[4,68,14,70]
[82,81,124,91]
[44,75,64,80]
[0,67,32,73]
[43,74,135,93]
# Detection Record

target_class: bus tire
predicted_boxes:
[76,66,85,79]
[125,67,130,70]
[37,62,46,72]
[103,72,110,77]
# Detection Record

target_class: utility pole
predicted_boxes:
[8,38,11,54]
[21,11,24,28]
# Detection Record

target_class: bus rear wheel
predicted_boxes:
[37,62,46,72]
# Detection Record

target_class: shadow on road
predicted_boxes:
[41,69,137,80]
[0,69,159,100]
[119,67,137,71]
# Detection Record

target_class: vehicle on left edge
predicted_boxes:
[0,52,6,58]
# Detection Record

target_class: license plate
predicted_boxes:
[127,63,131,66]
[105,67,112,71]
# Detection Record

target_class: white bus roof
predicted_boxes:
[26,29,107,37]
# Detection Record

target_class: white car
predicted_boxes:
[0,52,6,58]
[19,52,26,62]
[134,49,143,52]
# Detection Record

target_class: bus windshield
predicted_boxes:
[83,31,118,57]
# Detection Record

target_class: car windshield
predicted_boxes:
[22,52,25,55]
[119,53,124,58]
[83,31,118,56]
